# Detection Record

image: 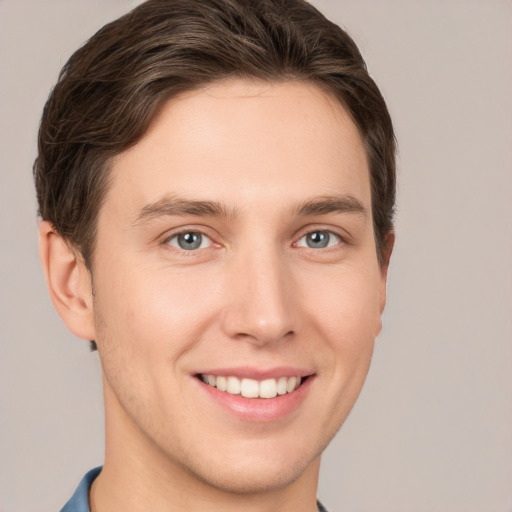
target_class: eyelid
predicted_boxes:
[293,225,349,247]
[295,230,342,249]
[158,224,349,253]
[160,225,219,251]
[166,232,212,250]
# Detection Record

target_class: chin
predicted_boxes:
[169,431,327,496]
[192,454,316,495]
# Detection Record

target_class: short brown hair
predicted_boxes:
[34,0,396,270]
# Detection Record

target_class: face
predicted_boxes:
[90,80,389,494]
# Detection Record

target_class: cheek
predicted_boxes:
[92,266,207,415]
[299,262,383,398]
[296,266,382,435]
[303,264,383,341]
[94,262,222,361]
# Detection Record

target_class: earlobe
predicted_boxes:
[39,221,96,341]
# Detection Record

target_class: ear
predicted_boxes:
[379,231,395,314]
[39,221,96,341]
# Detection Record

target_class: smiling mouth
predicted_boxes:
[197,374,305,399]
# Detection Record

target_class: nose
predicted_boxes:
[220,248,296,347]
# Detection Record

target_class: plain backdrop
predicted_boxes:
[1,1,511,511]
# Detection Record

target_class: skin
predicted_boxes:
[40,79,393,512]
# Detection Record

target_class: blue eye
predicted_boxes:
[167,232,212,251]
[297,230,340,249]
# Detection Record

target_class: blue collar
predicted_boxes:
[60,466,101,512]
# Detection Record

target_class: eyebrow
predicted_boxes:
[295,195,367,218]
[132,196,238,226]
[132,193,367,227]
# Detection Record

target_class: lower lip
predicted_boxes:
[196,376,314,423]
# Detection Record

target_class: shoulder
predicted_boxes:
[317,500,330,512]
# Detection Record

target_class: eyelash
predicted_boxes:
[162,227,346,255]
[163,230,214,252]
[294,230,342,250]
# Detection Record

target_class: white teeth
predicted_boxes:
[277,376,288,395]
[286,376,297,392]
[216,375,227,391]
[226,376,241,395]
[240,378,259,398]
[201,374,303,399]
[259,378,278,398]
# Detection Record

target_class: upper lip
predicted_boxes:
[195,366,314,380]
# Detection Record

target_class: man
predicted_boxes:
[35,0,395,510]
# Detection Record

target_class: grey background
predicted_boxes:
[0,1,511,511]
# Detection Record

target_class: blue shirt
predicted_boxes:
[60,466,329,511]
[60,467,101,512]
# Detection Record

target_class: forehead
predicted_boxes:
[104,79,370,219]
